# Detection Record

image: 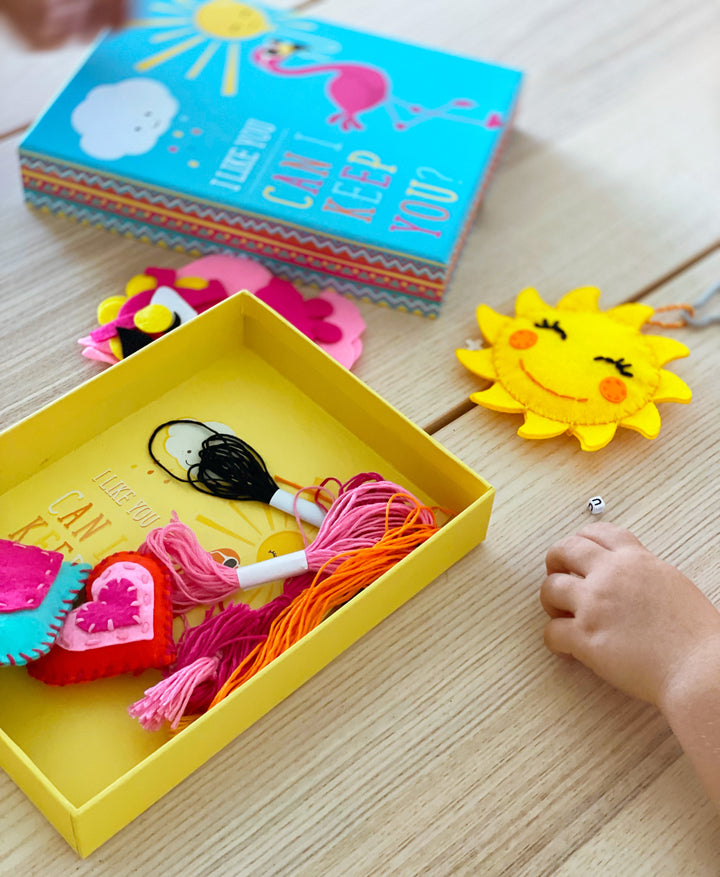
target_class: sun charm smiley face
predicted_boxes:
[457,286,692,451]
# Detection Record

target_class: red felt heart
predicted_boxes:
[27,552,175,686]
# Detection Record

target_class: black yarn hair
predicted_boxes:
[148,420,279,503]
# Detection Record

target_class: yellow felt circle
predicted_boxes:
[134,304,174,334]
[109,337,123,361]
[125,274,157,297]
[97,296,127,325]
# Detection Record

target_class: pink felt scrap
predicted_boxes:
[177,255,365,368]
[0,540,62,613]
[178,254,273,294]
[78,335,117,364]
[315,290,365,369]
[256,278,342,343]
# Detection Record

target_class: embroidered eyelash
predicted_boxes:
[594,356,634,377]
[533,319,566,340]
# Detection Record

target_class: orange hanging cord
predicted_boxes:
[646,303,695,329]
[646,283,720,329]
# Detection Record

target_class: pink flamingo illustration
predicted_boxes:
[250,40,504,133]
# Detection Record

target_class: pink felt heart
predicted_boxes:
[75,576,139,631]
[57,560,154,651]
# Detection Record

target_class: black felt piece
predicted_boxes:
[117,326,155,357]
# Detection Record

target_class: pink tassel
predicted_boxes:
[128,656,219,731]
[128,571,315,729]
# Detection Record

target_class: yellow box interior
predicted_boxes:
[0,293,493,854]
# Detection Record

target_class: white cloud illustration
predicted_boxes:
[71,78,179,160]
[165,421,237,471]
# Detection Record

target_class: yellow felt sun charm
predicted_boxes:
[456,286,692,451]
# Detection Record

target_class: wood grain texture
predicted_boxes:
[1,0,720,872]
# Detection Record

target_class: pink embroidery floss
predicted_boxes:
[140,513,240,614]
[233,477,437,588]
[128,571,315,730]
[139,473,394,613]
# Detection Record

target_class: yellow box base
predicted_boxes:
[0,293,493,855]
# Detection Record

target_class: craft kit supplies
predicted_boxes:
[79,255,366,368]
[148,419,328,528]
[456,286,692,451]
[27,552,176,685]
[131,486,441,731]
[78,266,228,363]
[0,540,90,667]
[232,477,438,588]
[0,290,494,856]
[209,492,441,708]
[19,0,522,315]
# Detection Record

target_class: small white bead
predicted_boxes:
[587,496,606,514]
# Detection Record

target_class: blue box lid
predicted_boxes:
[21,0,522,266]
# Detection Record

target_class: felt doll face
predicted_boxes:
[457,287,692,451]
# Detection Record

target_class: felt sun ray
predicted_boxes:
[457,286,691,451]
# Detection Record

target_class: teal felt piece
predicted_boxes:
[1,557,90,667]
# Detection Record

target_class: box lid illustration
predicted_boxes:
[19,0,522,315]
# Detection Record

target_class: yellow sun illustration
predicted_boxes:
[131,0,271,96]
[456,286,692,451]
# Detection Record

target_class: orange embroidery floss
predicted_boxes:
[209,494,441,708]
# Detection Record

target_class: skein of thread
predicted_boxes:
[131,487,441,731]
[140,513,243,613]
[128,570,316,730]
[234,478,436,588]
[209,494,439,708]
[139,473,407,612]
[148,421,328,528]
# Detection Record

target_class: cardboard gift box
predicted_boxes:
[19,0,522,316]
[0,293,494,855]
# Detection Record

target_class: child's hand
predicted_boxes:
[1,0,126,48]
[540,522,720,709]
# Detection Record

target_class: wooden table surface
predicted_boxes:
[2,0,719,873]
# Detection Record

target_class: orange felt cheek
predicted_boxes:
[599,376,627,403]
[509,330,538,349]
